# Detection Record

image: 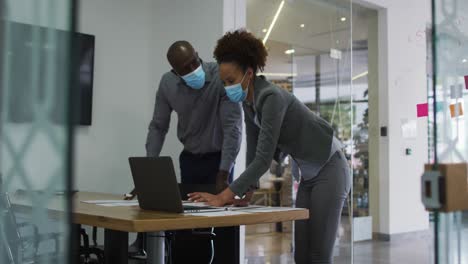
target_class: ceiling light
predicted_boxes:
[463,59,467,63]
[262,72,298,77]
[340,17,347,22]
[262,28,267,33]
[284,49,295,55]
[352,71,369,81]
[263,0,285,45]
[300,24,305,28]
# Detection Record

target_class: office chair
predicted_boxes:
[167,228,216,264]
[78,227,104,264]
[165,184,218,264]
[0,191,61,264]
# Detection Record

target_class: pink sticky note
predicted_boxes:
[417,103,429,117]
[465,76,468,89]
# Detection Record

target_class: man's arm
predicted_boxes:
[219,95,243,171]
[126,78,172,199]
[216,94,243,192]
[145,78,173,157]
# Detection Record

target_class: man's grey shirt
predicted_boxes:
[145,62,242,171]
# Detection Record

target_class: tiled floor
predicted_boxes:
[245,224,434,264]
[129,216,468,264]
[244,210,468,264]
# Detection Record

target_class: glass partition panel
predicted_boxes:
[431,0,468,263]
[0,1,75,263]
[247,0,353,263]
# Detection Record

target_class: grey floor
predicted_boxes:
[245,219,468,264]
[127,214,468,264]
[245,231,433,264]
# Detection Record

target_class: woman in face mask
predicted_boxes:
[188,29,351,264]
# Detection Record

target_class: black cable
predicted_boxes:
[209,227,215,264]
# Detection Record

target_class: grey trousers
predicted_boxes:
[294,151,351,264]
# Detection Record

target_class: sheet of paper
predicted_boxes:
[97,202,139,207]
[417,103,429,117]
[450,102,464,117]
[450,84,463,99]
[223,205,265,211]
[238,207,302,213]
[186,211,250,217]
[81,200,136,204]
[401,119,417,139]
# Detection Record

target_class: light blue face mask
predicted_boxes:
[181,65,205,89]
[225,71,250,103]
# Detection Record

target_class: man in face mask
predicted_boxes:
[146,40,242,188]
[128,41,243,263]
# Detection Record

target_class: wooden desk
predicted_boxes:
[74,192,307,232]
[14,191,308,264]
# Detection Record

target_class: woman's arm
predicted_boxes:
[229,92,287,196]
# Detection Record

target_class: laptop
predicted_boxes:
[129,157,221,213]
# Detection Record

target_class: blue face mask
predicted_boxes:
[225,72,250,103]
[181,65,205,89]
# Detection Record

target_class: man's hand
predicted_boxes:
[215,170,230,194]
[188,188,235,207]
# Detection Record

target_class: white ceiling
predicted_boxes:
[247,0,372,56]
[247,0,375,91]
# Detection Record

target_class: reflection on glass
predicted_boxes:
[247,0,353,263]
[432,0,468,263]
[0,1,73,263]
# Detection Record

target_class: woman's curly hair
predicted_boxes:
[213,29,268,73]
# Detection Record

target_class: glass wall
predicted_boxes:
[247,0,354,263]
[290,2,353,261]
[431,0,468,263]
[0,1,75,263]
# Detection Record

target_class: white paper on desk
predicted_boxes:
[186,211,250,217]
[97,202,139,207]
[239,207,301,213]
[81,200,135,204]
[223,205,264,211]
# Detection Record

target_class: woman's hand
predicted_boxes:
[188,188,236,207]
[231,190,254,207]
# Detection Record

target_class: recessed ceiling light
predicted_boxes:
[340,17,347,22]
[463,59,467,63]
[300,24,305,28]
[263,0,285,44]
[284,49,295,55]
[262,28,267,33]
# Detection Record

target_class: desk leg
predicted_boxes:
[146,231,165,264]
[213,226,240,264]
[72,224,81,263]
[104,229,128,264]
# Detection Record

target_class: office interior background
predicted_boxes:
[0,0,467,263]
